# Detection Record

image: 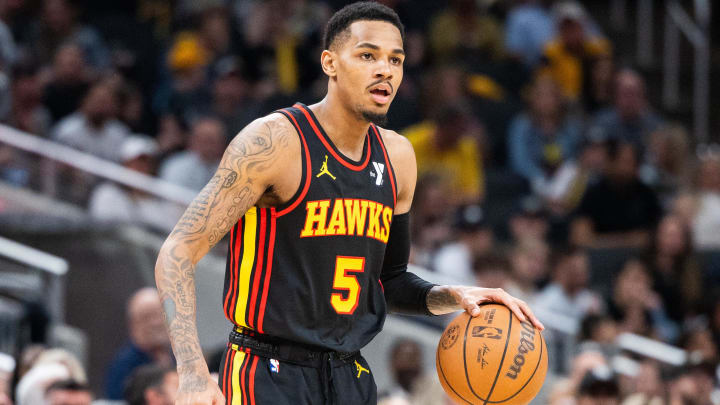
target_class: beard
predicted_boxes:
[359,108,388,127]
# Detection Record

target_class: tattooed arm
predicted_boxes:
[155,115,296,404]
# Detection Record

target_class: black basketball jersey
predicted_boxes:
[222,103,398,352]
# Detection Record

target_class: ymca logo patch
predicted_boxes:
[370,161,384,186]
[269,359,279,373]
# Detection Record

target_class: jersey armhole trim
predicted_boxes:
[274,109,312,217]
[371,125,398,207]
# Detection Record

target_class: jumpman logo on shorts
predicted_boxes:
[354,360,370,378]
[316,155,337,180]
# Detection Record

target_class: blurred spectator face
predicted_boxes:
[632,361,663,397]
[12,71,42,106]
[390,339,422,393]
[608,143,638,183]
[529,76,563,119]
[556,251,589,293]
[474,258,508,289]
[53,44,86,83]
[614,71,647,121]
[189,119,226,162]
[156,114,186,154]
[200,9,230,55]
[683,330,718,363]
[511,240,548,286]
[147,370,178,405]
[81,83,118,126]
[42,0,76,33]
[509,213,549,243]
[128,288,169,353]
[433,111,467,150]
[559,19,585,52]
[46,389,92,405]
[214,73,247,108]
[656,215,688,257]
[697,155,720,192]
[614,260,651,307]
[577,394,618,405]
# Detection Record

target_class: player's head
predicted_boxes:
[321,2,405,126]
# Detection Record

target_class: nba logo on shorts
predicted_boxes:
[269,359,280,373]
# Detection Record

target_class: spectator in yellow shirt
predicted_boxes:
[539,2,611,102]
[403,106,484,204]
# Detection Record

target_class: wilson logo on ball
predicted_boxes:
[506,321,536,379]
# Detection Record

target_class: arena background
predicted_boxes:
[0,0,719,404]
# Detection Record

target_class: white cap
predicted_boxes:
[0,352,15,373]
[554,1,587,22]
[120,135,158,162]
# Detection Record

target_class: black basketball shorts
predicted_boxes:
[218,343,378,405]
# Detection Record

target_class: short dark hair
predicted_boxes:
[324,1,404,50]
[46,379,91,395]
[124,364,174,405]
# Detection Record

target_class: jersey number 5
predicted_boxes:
[331,256,365,314]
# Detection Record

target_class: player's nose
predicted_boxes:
[373,59,392,79]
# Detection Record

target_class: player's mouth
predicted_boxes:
[368,83,392,105]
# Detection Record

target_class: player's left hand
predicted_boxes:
[449,286,544,331]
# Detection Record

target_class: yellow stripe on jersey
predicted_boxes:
[235,207,257,327]
[231,350,247,405]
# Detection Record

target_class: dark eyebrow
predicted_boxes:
[355,42,405,56]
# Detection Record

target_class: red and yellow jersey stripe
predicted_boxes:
[223,206,277,333]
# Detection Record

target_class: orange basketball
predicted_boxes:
[436,304,548,405]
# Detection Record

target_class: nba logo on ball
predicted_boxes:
[436,304,548,405]
[269,359,279,373]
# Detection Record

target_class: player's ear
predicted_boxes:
[321,50,337,78]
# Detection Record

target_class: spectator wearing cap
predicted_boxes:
[508,196,550,244]
[45,380,92,405]
[403,105,484,204]
[432,204,493,285]
[159,116,226,191]
[124,364,178,405]
[52,80,130,162]
[159,32,211,122]
[106,288,172,400]
[576,366,620,405]
[508,76,582,203]
[589,69,663,153]
[571,141,662,249]
[539,1,611,102]
[202,57,261,142]
[88,135,182,232]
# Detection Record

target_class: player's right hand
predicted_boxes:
[176,373,225,405]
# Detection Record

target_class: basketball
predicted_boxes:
[436,304,548,405]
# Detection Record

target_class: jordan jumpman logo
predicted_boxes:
[316,155,336,180]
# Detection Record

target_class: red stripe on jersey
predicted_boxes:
[379,279,384,293]
[296,104,371,171]
[372,125,397,206]
[249,356,259,405]
[257,209,276,333]
[221,347,231,396]
[225,348,235,402]
[277,109,312,217]
[247,208,267,328]
[240,353,250,404]
[223,225,237,317]
[230,220,243,321]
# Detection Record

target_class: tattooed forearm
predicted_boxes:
[426,285,460,315]
[156,244,208,391]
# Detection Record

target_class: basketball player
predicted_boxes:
[155,3,544,404]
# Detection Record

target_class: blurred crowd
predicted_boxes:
[0,0,719,403]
